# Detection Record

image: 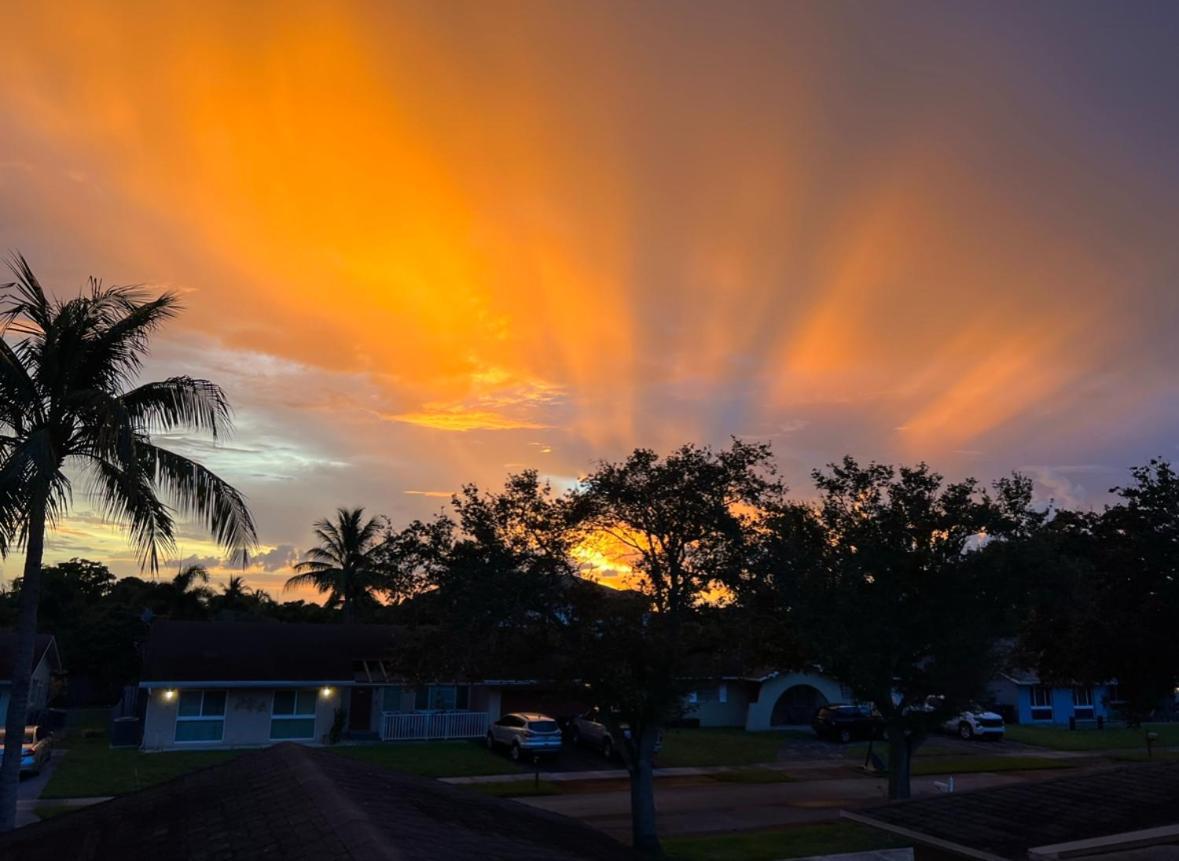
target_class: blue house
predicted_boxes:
[989,671,1117,726]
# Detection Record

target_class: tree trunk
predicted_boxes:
[627,725,661,854]
[886,722,913,800]
[0,489,47,832]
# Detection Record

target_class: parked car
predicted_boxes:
[944,707,1005,740]
[0,725,52,775]
[812,704,883,743]
[570,708,661,760]
[486,712,563,762]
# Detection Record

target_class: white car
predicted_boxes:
[571,708,662,760]
[945,708,1005,740]
[486,712,563,762]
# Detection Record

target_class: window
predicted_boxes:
[1073,687,1094,719]
[381,686,403,712]
[410,685,469,711]
[270,689,317,740]
[175,690,226,742]
[1030,686,1053,721]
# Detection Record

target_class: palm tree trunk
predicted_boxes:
[0,487,47,832]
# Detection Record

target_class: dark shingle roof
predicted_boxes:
[0,743,640,860]
[0,632,59,680]
[139,621,399,684]
[847,761,1179,859]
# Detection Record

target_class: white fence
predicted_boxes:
[380,711,490,741]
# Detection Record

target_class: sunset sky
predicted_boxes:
[2,1,1178,596]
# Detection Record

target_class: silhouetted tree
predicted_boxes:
[0,256,256,829]
[285,508,387,622]
[567,440,783,854]
[1020,460,1179,724]
[763,458,1038,799]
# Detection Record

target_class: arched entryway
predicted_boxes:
[771,684,828,726]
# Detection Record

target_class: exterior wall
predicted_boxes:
[993,682,1112,726]
[685,682,750,727]
[142,686,342,751]
[745,673,849,731]
[0,650,55,721]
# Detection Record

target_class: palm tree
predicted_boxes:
[167,564,214,618]
[285,508,387,621]
[0,256,256,830]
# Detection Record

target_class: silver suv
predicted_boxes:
[486,712,563,762]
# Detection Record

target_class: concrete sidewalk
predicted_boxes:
[441,759,844,784]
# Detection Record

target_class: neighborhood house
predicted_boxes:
[989,670,1118,727]
[0,632,62,724]
[138,621,850,750]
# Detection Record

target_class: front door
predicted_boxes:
[350,687,373,732]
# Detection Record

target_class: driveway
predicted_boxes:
[14,749,62,827]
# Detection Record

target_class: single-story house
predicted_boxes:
[845,759,1179,859]
[0,632,62,724]
[989,671,1118,726]
[139,620,513,750]
[0,742,641,860]
[684,670,855,731]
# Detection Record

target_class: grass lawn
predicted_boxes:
[464,779,562,797]
[664,823,908,861]
[1005,723,1179,751]
[657,728,804,768]
[42,736,240,799]
[332,741,525,778]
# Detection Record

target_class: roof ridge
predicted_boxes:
[280,744,401,861]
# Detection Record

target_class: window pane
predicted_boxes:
[295,691,318,715]
[381,687,400,711]
[456,686,469,710]
[429,686,457,711]
[414,686,428,710]
[202,691,227,716]
[273,690,296,715]
[270,718,315,740]
[176,719,223,742]
[178,691,203,717]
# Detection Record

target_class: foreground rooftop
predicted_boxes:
[0,743,639,860]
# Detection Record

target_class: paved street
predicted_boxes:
[517,770,1036,842]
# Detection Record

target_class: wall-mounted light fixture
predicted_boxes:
[320,687,334,698]
[163,689,177,701]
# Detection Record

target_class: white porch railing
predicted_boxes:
[380,711,490,741]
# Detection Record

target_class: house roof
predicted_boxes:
[0,632,60,681]
[139,621,400,686]
[0,743,640,860]
[845,761,1179,860]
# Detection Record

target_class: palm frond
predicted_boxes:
[137,443,256,561]
[86,455,177,572]
[120,377,232,439]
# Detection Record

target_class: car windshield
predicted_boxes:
[528,720,559,733]
[837,705,871,715]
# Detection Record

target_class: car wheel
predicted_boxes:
[838,728,852,744]
[602,737,613,760]
[486,732,496,750]
[959,722,974,741]
[510,742,522,762]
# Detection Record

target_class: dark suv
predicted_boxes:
[812,704,883,743]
